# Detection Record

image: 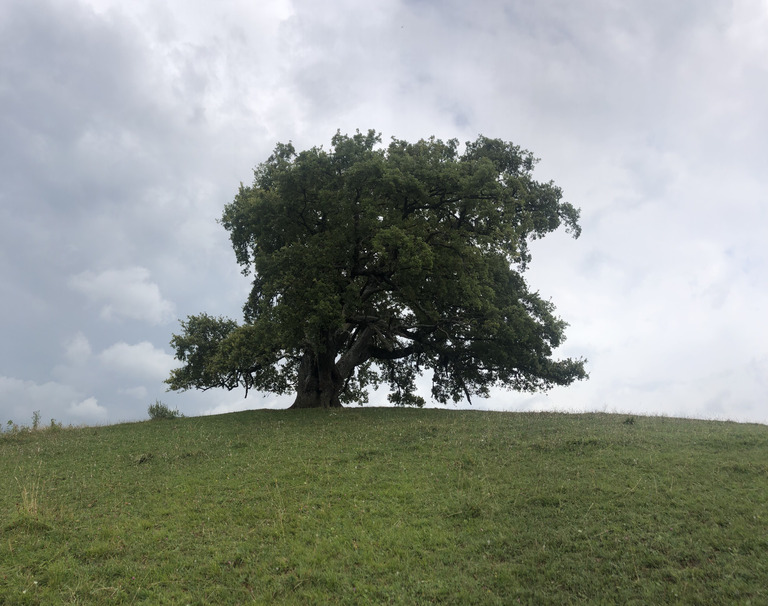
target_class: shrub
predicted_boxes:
[148,400,183,420]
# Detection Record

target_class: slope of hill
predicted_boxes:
[2,408,767,604]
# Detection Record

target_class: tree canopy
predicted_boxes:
[166,130,587,408]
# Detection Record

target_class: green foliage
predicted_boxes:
[147,400,183,420]
[167,130,587,407]
[1,409,767,603]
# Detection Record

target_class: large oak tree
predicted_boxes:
[167,130,587,408]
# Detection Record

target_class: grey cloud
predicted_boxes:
[1,0,767,426]
[0,376,84,425]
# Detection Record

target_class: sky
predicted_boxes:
[1,0,767,427]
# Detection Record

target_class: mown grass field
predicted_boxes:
[1,407,767,604]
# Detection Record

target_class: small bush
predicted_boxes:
[148,400,183,420]
[16,476,42,517]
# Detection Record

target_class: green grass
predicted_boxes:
[1,408,767,604]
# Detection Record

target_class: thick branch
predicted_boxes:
[336,325,376,379]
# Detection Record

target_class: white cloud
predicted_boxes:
[201,393,291,416]
[98,341,178,380]
[65,332,92,364]
[68,397,108,421]
[70,267,176,324]
[201,400,253,417]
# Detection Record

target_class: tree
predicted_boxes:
[166,130,587,409]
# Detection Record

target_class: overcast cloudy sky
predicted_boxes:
[1,0,766,427]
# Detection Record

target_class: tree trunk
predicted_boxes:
[289,349,344,409]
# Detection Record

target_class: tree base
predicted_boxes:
[288,393,344,409]
[289,348,345,409]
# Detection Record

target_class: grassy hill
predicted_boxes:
[1,407,767,604]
